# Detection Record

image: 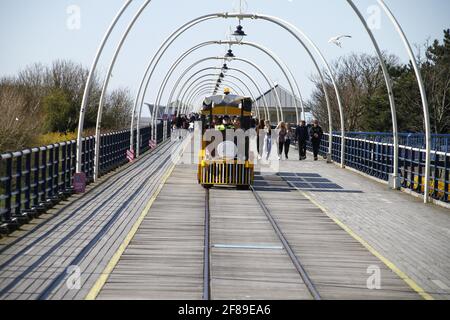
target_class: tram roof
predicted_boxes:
[202,94,250,107]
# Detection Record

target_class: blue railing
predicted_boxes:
[0,121,169,234]
[307,133,449,204]
[344,132,450,153]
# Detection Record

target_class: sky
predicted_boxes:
[1,0,449,116]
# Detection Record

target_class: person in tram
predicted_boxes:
[233,117,241,130]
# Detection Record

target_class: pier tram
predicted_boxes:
[198,90,254,189]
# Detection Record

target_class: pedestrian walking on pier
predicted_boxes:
[296,120,309,160]
[310,120,323,161]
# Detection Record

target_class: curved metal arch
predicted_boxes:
[75,0,132,173]
[152,39,302,126]
[136,64,270,157]
[130,12,335,161]
[229,12,343,166]
[137,56,280,153]
[182,79,244,104]
[93,0,153,180]
[346,0,399,189]
[377,0,431,202]
[177,74,259,118]
[170,66,269,121]
[150,44,283,133]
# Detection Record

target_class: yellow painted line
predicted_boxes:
[85,139,189,300]
[297,189,434,301]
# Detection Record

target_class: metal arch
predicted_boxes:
[174,71,261,119]
[182,81,248,114]
[225,40,305,122]
[152,40,301,125]
[139,56,279,150]
[170,66,269,121]
[75,0,132,173]
[131,12,335,158]
[169,56,279,122]
[186,89,218,112]
[178,76,256,116]
[346,0,399,189]
[136,58,275,156]
[131,13,336,159]
[168,67,268,116]
[181,79,244,105]
[231,56,283,123]
[234,13,344,166]
[93,0,152,181]
[377,0,431,202]
[130,14,220,155]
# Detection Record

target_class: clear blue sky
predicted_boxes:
[1,0,449,113]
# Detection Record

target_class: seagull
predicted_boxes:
[15,117,19,121]
[328,35,352,48]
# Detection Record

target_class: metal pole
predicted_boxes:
[75,0,132,173]
[347,0,399,189]
[93,0,152,181]
[377,0,431,203]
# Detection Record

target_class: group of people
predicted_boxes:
[172,113,324,162]
[211,115,241,130]
[256,119,323,161]
[173,113,199,131]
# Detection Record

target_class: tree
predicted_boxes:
[42,89,72,133]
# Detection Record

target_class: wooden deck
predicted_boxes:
[95,161,420,300]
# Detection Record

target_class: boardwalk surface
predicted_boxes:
[0,137,448,300]
[0,140,182,299]
[282,146,450,300]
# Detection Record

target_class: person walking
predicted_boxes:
[276,122,287,160]
[284,123,293,160]
[256,119,265,159]
[264,120,272,160]
[310,120,323,161]
[295,120,309,160]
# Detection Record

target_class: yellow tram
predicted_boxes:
[198,90,254,189]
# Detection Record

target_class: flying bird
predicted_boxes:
[328,35,352,48]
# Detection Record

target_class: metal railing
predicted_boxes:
[306,133,449,204]
[0,121,169,234]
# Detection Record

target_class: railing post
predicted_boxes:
[14,152,22,215]
[1,154,13,223]
[24,150,31,210]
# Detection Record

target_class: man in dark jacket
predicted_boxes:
[309,120,323,161]
[295,120,309,160]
